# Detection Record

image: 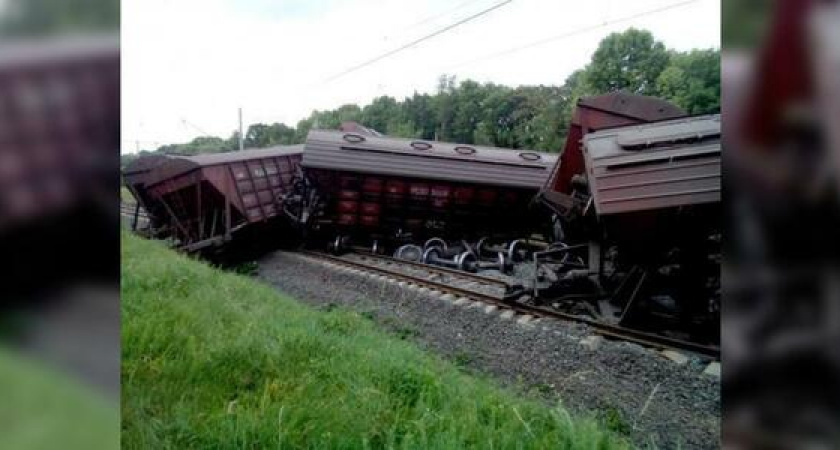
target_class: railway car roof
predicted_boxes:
[583,114,721,161]
[143,145,304,187]
[179,145,304,165]
[302,130,558,189]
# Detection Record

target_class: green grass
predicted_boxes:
[121,186,135,203]
[121,230,631,449]
[0,347,119,450]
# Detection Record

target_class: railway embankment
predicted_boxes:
[121,230,630,449]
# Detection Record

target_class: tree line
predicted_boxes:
[122,28,719,167]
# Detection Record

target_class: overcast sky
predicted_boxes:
[121,0,720,153]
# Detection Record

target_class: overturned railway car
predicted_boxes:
[283,130,558,249]
[535,99,721,343]
[128,146,303,252]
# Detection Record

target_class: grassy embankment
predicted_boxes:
[0,347,119,449]
[121,187,135,203]
[121,230,631,449]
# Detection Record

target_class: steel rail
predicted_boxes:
[120,204,149,218]
[301,250,720,359]
[346,251,511,288]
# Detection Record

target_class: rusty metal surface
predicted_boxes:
[144,145,304,187]
[576,92,687,124]
[129,146,304,248]
[122,154,171,176]
[303,130,558,189]
[583,114,721,215]
[544,92,688,197]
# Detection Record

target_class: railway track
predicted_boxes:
[121,202,149,220]
[341,251,512,297]
[300,250,720,360]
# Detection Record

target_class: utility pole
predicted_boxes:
[238,107,244,151]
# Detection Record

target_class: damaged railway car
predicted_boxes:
[124,146,303,253]
[534,93,721,343]
[281,130,559,250]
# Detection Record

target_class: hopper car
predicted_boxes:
[124,146,303,253]
[281,129,558,251]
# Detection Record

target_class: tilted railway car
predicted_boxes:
[126,146,303,252]
[534,96,721,343]
[281,130,558,250]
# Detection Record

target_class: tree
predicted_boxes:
[134,28,719,159]
[433,74,457,140]
[402,92,437,140]
[335,104,362,123]
[656,49,721,115]
[450,80,487,144]
[245,123,297,148]
[361,96,400,133]
[584,28,670,95]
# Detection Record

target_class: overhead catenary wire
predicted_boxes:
[322,0,513,84]
[445,0,701,70]
[397,0,487,33]
[181,117,215,138]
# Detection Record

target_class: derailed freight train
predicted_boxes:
[282,127,558,251]
[124,91,720,344]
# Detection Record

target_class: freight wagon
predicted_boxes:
[282,130,558,251]
[125,146,303,252]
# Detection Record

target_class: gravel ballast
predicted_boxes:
[257,250,720,449]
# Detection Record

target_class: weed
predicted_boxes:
[454,351,474,367]
[602,407,632,435]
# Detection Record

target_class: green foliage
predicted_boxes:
[121,231,631,448]
[655,49,721,114]
[601,407,632,436]
[244,123,297,148]
[583,28,670,95]
[156,136,233,156]
[130,28,719,158]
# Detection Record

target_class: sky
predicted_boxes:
[121,0,720,153]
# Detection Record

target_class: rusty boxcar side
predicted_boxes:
[137,145,303,252]
[582,114,722,215]
[294,130,558,243]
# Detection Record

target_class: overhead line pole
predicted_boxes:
[238,107,244,151]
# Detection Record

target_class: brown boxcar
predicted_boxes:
[137,145,303,252]
[293,130,559,245]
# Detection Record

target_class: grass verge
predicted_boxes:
[121,186,135,203]
[121,230,631,449]
[0,346,119,450]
